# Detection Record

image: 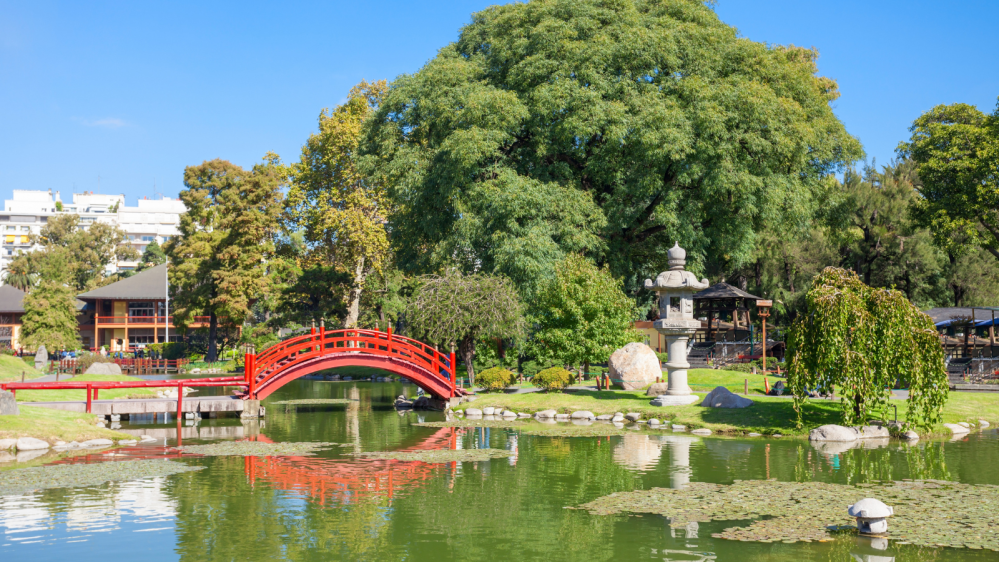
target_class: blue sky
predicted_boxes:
[1,0,997,203]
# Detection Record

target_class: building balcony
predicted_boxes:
[79,315,214,327]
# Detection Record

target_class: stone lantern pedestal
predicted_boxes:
[645,244,709,407]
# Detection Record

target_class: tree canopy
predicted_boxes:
[406,270,524,384]
[899,99,999,262]
[362,0,862,296]
[527,254,639,371]
[785,267,947,430]
[20,280,80,352]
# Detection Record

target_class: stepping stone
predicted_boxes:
[691,428,712,436]
[671,424,686,431]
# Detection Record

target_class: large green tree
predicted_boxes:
[527,254,639,374]
[362,0,862,296]
[287,80,391,329]
[899,99,999,261]
[166,155,286,362]
[20,280,80,352]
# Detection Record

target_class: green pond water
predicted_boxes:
[2,379,999,561]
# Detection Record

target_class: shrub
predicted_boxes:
[532,367,572,392]
[477,367,517,391]
[76,352,114,373]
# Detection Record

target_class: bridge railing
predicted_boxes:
[248,328,457,398]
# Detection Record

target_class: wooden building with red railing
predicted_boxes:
[76,263,209,352]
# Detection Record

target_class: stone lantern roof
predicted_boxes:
[644,243,709,292]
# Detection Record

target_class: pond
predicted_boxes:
[2,378,998,561]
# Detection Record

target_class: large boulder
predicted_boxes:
[645,382,670,396]
[84,362,123,376]
[700,386,753,409]
[809,424,860,442]
[34,345,48,371]
[0,390,19,416]
[16,437,50,450]
[608,342,662,391]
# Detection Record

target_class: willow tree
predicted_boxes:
[361,0,862,295]
[287,80,390,328]
[406,270,524,385]
[786,267,947,430]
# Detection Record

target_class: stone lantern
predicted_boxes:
[848,498,893,536]
[645,244,709,406]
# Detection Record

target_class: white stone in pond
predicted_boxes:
[81,439,113,447]
[901,430,919,441]
[502,410,517,418]
[571,411,594,420]
[625,413,641,422]
[517,413,531,418]
[691,428,712,436]
[748,433,762,437]
[944,423,970,435]
[773,434,783,438]
[700,386,753,408]
[848,498,893,536]
[118,440,137,446]
[15,437,50,451]
[979,420,990,428]
[648,419,660,426]
[140,435,157,442]
[191,368,202,374]
[463,408,482,416]
[555,414,570,421]
[607,342,662,390]
[671,424,686,431]
[596,414,614,421]
[535,409,557,419]
[482,407,495,415]
[0,438,17,450]
[957,422,970,428]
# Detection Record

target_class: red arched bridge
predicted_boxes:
[1,328,465,412]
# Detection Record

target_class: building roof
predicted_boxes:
[77,263,167,300]
[924,307,999,327]
[692,282,762,301]
[0,285,26,313]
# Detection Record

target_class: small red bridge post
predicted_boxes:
[247,353,256,399]
[319,318,326,354]
[450,351,456,397]
[177,381,183,420]
[386,327,393,355]
[86,384,92,413]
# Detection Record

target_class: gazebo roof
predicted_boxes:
[692,282,762,301]
[924,307,999,327]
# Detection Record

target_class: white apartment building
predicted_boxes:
[0,189,186,278]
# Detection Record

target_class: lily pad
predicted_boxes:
[352,448,514,463]
[176,441,336,457]
[0,459,202,496]
[575,479,999,550]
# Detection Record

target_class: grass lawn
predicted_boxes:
[14,374,162,402]
[0,406,132,443]
[0,355,44,383]
[460,368,998,437]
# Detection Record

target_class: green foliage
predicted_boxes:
[785,267,947,430]
[20,280,80,352]
[145,342,186,360]
[2,262,36,292]
[476,367,517,392]
[407,270,525,385]
[899,99,999,261]
[362,0,861,296]
[138,239,167,270]
[527,255,640,369]
[166,155,287,361]
[532,367,572,393]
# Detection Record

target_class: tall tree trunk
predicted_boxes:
[343,255,366,329]
[207,311,218,362]
[459,334,477,386]
[854,392,864,421]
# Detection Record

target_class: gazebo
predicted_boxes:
[692,282,762,342]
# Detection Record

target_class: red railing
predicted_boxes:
[244,328,459,400]
[0,376,246,415]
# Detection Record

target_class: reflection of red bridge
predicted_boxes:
[243,328,465,401]
[243,428,460,505]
